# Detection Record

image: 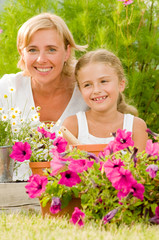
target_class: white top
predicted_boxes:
[76,111,134,144]
[0,72,88,181]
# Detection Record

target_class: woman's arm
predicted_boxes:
[133,117,148,152]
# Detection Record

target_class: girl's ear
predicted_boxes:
[64,44,71,61]
[119,79,125,93]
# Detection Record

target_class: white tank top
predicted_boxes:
[76,112,134,144]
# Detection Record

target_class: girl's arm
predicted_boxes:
[61,115,78,144]
[133,117,148,152]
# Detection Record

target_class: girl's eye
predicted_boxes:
[101,80,108,83]
[84,83,91,88]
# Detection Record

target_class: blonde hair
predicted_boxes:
[17,12,87,76]
[75,49,138,116]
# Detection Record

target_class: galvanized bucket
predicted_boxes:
[0,146,14,183]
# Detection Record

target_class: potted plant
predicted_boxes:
[11,128,159,226]
[10,124,68,176]
[0,89,40,182]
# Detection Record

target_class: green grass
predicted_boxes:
[0,210,159,240]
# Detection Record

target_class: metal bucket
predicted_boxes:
[0,146,14,183]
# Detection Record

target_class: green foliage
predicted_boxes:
[0,0,158,131]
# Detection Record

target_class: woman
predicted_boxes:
[0,13,88,180]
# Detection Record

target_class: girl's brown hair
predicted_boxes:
[17,12,87,76]
[75,49,138,116]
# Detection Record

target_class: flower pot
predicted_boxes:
[70,144,107,156]
[40,197,81,218]
[29,162,51,176]
[0,146,14,183]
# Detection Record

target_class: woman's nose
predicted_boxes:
[36,52,47,63]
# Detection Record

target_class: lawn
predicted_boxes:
[0,210,159,240]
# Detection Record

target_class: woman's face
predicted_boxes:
[22,29,70,86]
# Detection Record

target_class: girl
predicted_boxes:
[62,49,148,152]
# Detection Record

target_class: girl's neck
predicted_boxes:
[86,109,121,123]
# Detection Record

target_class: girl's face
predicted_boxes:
[22,29,70,86]
[77,62,125,113]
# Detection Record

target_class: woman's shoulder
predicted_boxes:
[0,72,30,90]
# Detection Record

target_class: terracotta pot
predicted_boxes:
[40,197,81,218]
[29,162,51,176]
[70,144,107,156]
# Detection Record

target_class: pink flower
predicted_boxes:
[131,182,145,201]
[117,188,130,200]
[118,0,133,6]
[50,197,61,214]
[114,129,134,151]
[53,136,68,153]
[99,141,118,157]
[146,164,159,178]
[155,206,159,217]
[111,167,136,191]
[68,159,94,173]
[0,29,3,33]
[146,140,159,158]
[37,127,56,140]
[70,207,85,227]
[50,149,68,176]
[58,170,81,187]
[103,158,125,179]
[10,141,32,162]
[25,174,48,198]
[103,208,119,224]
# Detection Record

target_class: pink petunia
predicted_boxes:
[155,206,159,217]
[68,159,94,173]
[146,140,159,158]
[25,174,48,198]
[131,182,145,201]
[146,164,159,178]
[0,29,3,33]
[114,129,134,151]
[37,127,56,140]
[53,136,68,153]
[99,141,118,158]
[117,187,131,200]
[10,141,32,162]
[70,207,85,227]
[111,167,136,191]
[58,170,81,187]
[103,158,125,179]
[50,149,68,176]
[50,197,61,214]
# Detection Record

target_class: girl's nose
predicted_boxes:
[93,84,102,94]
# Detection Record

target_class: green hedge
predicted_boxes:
[0,0,158,131]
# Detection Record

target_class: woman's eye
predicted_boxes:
[28,48,37,53]
[49,48,56,52]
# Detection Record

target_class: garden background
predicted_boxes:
[0,0,158,132]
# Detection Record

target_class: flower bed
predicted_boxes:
[11,128,159,227]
